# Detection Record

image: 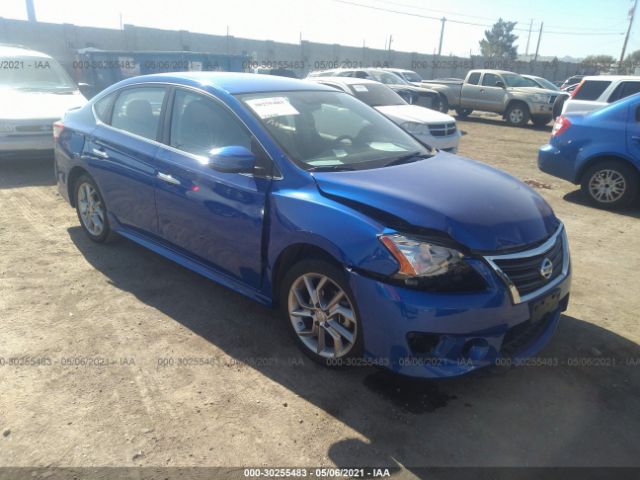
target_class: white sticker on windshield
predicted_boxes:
[308,159,345,166]
[245,97,299,119]
[353,85,368,92]
[368,142,407,152]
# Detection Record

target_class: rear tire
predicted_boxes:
[455,107,472,118]
[532,117,551,127]
[280,259,364,368]
[581,160,638,210]
[74,174,116,243]
[505,102,530,127]
[439,95,449,113]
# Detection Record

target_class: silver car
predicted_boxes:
[0,45,87,157]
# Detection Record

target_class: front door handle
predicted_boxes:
[632,135,640,143]
[92,148,109,159]
[157,172,181,186]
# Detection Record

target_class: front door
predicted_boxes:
[154,88,271,289]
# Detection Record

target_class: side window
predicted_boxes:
[467,72,481,85]
[94,93,116,123]
[609,81,640,103]
[573,80,611,101]
[111,87,166,140]
[169,89,252,156]
[482,73,500,87]
[353,71,369,79]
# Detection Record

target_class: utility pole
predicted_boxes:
[534,21,543,62]
[438,17,446,56]
[388,35,393,51]
[25,0,36,22]
[525,19,533,56]
[619,0,638,71]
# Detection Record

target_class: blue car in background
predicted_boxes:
[54,72,571,378]
[539,93,640,209]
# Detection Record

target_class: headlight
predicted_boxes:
[530,94,549,103]
[379,233,486,291]
[401,121,430,136]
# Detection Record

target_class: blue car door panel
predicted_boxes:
[154,88,269,289]
[87,86,168,235]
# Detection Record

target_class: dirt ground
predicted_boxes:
[1,114,639,475]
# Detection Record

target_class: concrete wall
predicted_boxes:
[0,17,597,81]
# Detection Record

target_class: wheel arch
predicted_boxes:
[270,242,343,307]
[504,99,530,118]
[576,154,640,184]
[67,166,91,207]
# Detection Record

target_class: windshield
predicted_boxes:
[502,73,534,88]
[369,70,407,85]
[531,77,559,91]
[0,56,77,92]
[347,83,406,107]
[238,90,429,171]
[402,71,422,82]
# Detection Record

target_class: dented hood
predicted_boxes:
[312,153,559,252]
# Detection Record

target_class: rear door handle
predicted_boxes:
[157,172,181,186]
[91,148,109,159]
[632,136,640,143]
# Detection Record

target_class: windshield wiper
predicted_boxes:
[307,164,356,172]
[382,151,431,168]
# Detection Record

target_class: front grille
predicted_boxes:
[429,122,457,137]
[493,235,563,297]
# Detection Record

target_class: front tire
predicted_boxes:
[455,107,472,118]
[280,259,363,367]
[505,102,530,127]
[581,160,638,209]
[75,174,115,243]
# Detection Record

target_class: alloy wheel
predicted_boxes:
[287,273,357,359]
[77,182,105,236]
[589,169,626,203]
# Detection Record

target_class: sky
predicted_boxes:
[0,0,637,60]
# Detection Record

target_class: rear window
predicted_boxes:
[573,80,611,100]
[608,81,640,103]
[467,72,480,85]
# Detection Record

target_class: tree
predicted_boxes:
[623,49,640,73]
[479,19,518,60]
[582,55,616,71]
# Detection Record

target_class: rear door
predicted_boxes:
[628,99,640,165]
[460,71,482,109]
[87,86,167,234]
[153,87,272,289]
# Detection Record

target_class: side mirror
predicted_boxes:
[495,81,506,88]
[207,145,256,173]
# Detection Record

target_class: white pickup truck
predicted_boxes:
[422,69,560,127]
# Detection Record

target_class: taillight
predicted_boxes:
[53,121,64,141]
[551,116,571,137]
[570,79,584,98]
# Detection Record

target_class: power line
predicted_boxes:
[369,0,626,32]
[331,0,625,36]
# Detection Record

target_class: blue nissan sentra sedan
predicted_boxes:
[54,72,571,378]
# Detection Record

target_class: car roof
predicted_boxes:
[118,72,335,95]
[581,75,640,82]
[309,77,379,86]
[0,44,52,58]
[383,68,414,74]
